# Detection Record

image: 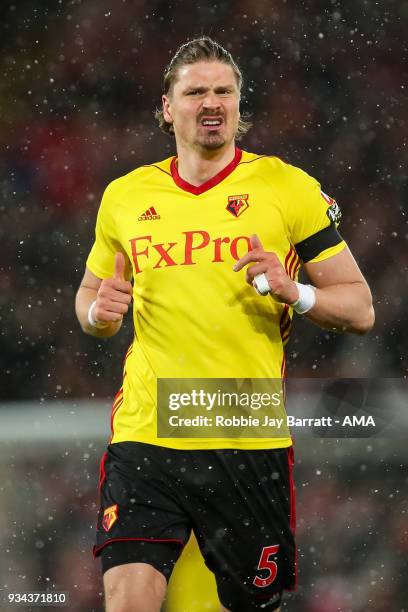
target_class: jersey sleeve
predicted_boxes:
[86,183,132,280]
[286,166,346,263]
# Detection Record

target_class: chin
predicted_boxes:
[202,142,226,151]
[196,136,227,151]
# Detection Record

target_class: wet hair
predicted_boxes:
[154,37,252,139]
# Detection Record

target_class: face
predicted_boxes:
[162,60,240,152]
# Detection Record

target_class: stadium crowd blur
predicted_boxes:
[1,0,407,610]
[2,441,406,611]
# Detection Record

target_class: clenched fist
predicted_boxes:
[93,252,133,323]
[233,234,299,304]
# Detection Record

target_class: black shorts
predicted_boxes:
[94,442,296,611]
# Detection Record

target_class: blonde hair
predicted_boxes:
[154,37,252,139]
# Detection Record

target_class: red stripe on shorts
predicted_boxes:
[98,452,108,491]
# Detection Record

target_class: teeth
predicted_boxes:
[202,120,221,126]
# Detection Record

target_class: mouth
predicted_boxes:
[199,116,224,131]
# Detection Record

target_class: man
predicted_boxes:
[75,37,374,612]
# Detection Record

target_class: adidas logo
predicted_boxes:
[138,206,161,221]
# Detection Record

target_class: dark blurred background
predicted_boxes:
[1,0,407,399]
[0,0,407,610]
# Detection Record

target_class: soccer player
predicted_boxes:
[75,37,374,612]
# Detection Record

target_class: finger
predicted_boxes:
[233,250,267,272]
[97,293,130,312]
[97,299,129,315]
[103,277,133,295]
[105,302,129,315]
[253,273,271,296]
[93,306,124,323]
[111,281,133,297]
[114,252,126,281]
[110,291,132,305]
[245,263,269,283]
[250,234,264,251]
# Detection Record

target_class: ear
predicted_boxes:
[162,94,173,124]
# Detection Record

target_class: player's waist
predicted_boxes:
[111,430,293,450]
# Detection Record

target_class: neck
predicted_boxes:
[176,142,236,186]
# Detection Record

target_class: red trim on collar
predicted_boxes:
[170,147,242,195]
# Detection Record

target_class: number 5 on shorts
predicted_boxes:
[253,544,280,588]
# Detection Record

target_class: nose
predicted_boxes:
[202,91,221,111]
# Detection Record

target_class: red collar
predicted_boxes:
[170,147,242,195]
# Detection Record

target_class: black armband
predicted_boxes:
[294,222,343,263]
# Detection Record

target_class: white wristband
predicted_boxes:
[291,282,316,314]
[253,273,271,296]
[87,300,109,329]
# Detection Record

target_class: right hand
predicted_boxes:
[93,252,133,323]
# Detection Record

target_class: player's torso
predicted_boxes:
[109,151,295,448]
[113,153,294,378]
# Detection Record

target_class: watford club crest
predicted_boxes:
[226,194,249,217]
[102,504,118,532]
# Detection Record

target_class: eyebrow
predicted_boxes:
[182,85,235,94]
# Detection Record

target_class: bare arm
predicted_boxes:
[75,253,133,338]
[302,247,374,334]
[234,236,374,335]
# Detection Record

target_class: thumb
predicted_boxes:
[250,234,264,251]
[114,252,126,280]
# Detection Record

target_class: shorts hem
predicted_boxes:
[93,537,185,559]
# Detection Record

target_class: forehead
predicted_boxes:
[172,60,239,91]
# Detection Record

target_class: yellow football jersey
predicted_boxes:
[86,148,345,449]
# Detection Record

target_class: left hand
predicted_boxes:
[233,234,299,304]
